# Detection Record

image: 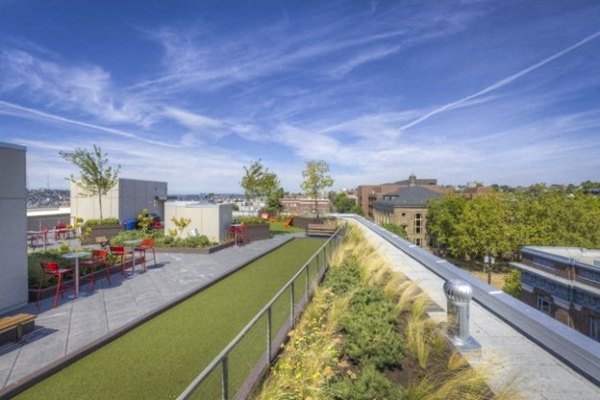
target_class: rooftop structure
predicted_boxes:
[70,178,167,223]
[372,185,443,249]
[356,174,448,218]
[511,246,600,341]
[0,142,28,313]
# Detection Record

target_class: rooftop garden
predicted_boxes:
[16,238,326,399]
[252,225,517,400]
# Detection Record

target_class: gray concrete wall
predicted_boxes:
[118,178,167,223]
[0,143,28,313]
[70,178,167,223]
[27,210,71,231]
[164,203,232,242]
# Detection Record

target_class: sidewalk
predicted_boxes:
[1,235,296,390]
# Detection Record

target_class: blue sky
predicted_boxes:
[1,1,599,193]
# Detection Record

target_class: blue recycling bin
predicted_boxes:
[124,219,137,230]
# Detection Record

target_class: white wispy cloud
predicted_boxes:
[396,30,600,132]
[0,100,177,147]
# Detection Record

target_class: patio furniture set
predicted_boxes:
[37,238,157,308]
[27,223,76,249]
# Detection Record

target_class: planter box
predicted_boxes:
[290,216,336,230]
[81,225,124,245]
[245,223,271,242]
[154,241,234,254]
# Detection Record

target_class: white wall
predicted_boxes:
[164,203,233,242]
[0,143,28,313]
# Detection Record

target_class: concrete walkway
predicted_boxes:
[0,235,296,390]
[352,220,600,400]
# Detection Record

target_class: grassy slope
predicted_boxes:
[17,238,324,400]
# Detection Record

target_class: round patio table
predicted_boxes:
[123,239,142,272]
[61,251,91,298]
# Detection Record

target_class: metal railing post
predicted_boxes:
[306,265,310,297]
[267,307,272,362]
[221,355,229,400]
[290,280,295,327]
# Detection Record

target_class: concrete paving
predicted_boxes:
[0,235,296,390]
[352,220,600,400]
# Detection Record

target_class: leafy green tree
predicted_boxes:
[382,223,408,240]
[503,269,522,298]
[350,205,364,216]
[301,160,334,218]
[60,145,120,221]
[331,192,357,213]
[240,159,284,212]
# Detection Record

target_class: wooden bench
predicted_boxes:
[0,313,36,344]
[306,223,337,237]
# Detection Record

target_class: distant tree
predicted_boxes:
[503,269,522,298]
[382,223,408,240]
[240,159,284,212]
[59,145,120,221]
[349,205,364,216]
[301,160,334,218]
[331,192,355,213]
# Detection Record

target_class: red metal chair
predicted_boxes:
[110,246,134,277]
[41,226,50,245]
[37,262,73,308]
[135,238,156,272]
[54,223,69,241]
[80,249,111,291]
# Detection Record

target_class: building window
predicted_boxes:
[537,295,552,315]
[414,213,423,235]
[416,238,421,246]
[591,317,600,342]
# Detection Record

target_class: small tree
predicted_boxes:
[60,145,120,221]
[240,159,284,212]
[301,160,334,219]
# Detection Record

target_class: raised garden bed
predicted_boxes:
[80,224,124,245]
[154,241,234,254]
[244,223,271,242]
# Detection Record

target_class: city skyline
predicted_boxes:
[1,1,600,193]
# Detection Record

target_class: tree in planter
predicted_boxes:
[170,216,191,239]
[137,208,153,233]
[240,159,284,213]
[301,160,334,219]
[60,145,120,221]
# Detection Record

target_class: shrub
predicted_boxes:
[338,286,404,369]
[329,363,406,400]
[83,218,120,227]
[179,235,211,248]
[326,257,363,295]
[28,249,71,289]
[237,216,267,225]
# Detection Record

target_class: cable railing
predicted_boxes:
[177,225,346,400]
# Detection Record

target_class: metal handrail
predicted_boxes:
[177,225,345,400]
[351,215,600,386]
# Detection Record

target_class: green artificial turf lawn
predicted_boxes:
[17,238,325,400]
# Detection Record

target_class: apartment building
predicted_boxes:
[511,246,600,342]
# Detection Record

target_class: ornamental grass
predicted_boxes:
[253,223,519,400]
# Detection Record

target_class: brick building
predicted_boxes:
[511,246,600,342]
[281,196,332,215]
[371,179,443,249]
[357,175,447,218]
